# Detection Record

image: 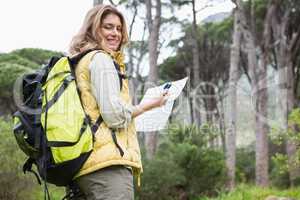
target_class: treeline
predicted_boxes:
[0,48,61,115]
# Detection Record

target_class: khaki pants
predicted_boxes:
[71,165,134,200]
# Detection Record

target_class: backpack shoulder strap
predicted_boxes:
[23,158,42,185]
[74,50,125,90]
[68,49,99,67]
[72,50,123,134]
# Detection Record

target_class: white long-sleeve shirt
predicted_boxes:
[89,52,134,129]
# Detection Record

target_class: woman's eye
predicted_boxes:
[102,24,122,32]
[104,25,114,30]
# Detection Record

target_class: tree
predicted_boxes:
[160,18,232,150]
[235,0,300,187]
[170,0,208,126]
[144,0,162,158]
[226,7,242,190]
[123,0,148,105]
[268,0,300,186]
[11,48,61,66]
[233,0,271,186]
[0,48,61,116]
[189,0,202,126]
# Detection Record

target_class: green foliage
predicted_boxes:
[0,48,62,113]
[268,108,300,187]
[201,17,233,44]
[235,146,255,184]
[289,108,300,127]
[272,153,289,176]
[0,63,32,98]
[0,117,35,200]
[198,184,300,200]
[0,117,65,200]
[253,0,267,36]
[137,124,226,200]
[0,53,39,69]
[270,153,290,188]
[11,48,62,66]
[138,156,186,200]
[170,0,191,7]
[34,185,65,200]
[160,18,231,88]
[159,55,188,81]
[268,126,290,188]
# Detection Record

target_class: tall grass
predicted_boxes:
[198,184,300,200]
[33,184,65,200]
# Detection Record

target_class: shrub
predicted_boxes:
[136,124,226,200]
[235,145,255,183]
[269,108,300,187]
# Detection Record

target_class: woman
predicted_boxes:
[68,4,167,200]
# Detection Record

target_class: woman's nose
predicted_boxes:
[111,27,120,35]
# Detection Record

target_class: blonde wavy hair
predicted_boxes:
[69,4,129,55]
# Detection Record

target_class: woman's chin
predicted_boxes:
[107,44,119,51]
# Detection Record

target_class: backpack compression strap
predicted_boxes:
[42,75,74,113]
[47,117,90,147]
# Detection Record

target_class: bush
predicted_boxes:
[270,153,290,188]
[136,124,226,200]
[235,145,255,183]
[268,108,300,188]
[138,157,186,200]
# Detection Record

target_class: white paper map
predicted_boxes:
[135,77,188,132]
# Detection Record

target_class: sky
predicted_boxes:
[0,0,92,53]
[0,0,235,54]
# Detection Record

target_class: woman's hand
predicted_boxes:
[147,91,169,109]
[132,92,169,118]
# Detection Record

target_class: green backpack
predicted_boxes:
[13,49,124,189]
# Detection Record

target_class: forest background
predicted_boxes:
[1,0,300,200]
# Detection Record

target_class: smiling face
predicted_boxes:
[100,13,123,52]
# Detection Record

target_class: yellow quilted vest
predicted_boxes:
[74,50,142,183]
